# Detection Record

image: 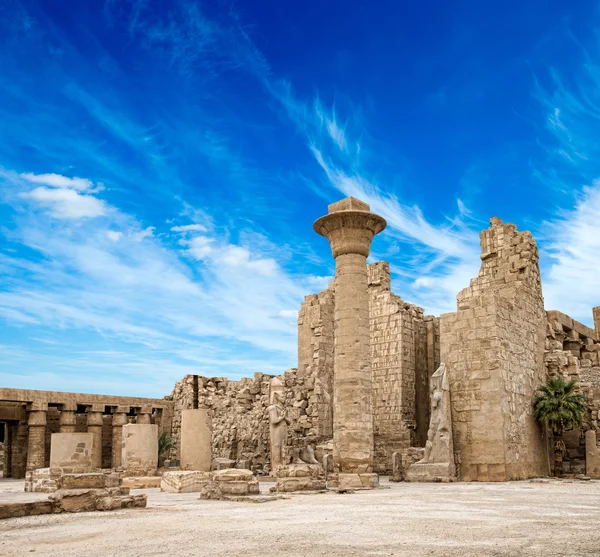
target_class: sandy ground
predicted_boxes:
[2,477,600,557]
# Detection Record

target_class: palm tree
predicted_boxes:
[533,375,588,477]
[158,432,175,458]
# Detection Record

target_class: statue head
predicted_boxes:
[269,376,284,405]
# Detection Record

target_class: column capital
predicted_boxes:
[314,197,386,258]
[27,401,48,412]
[27,409,47,426]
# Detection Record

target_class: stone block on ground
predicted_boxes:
[0,501,55,520]
[212,468,254,482]
[59,472,119,490]
[161,470,211,493]
[212,457,236,470]
[275,463,326,492]
[276,476,326,492]
[24,468,60,493]
[200,468,260,499]
[406,462,455,483]
[336,473,379,491]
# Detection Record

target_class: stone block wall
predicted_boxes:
[545,311,600,474]
[440,217,548,481]
[168,370,328,472]
[297,286,335,439]
[368,262,436,472]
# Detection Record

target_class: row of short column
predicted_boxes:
[25,404,154,471]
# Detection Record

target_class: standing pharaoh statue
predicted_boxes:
[407,362,456,481]
[268,377,290,472]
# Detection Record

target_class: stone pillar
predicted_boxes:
[86,404,104,470]
[180,409,212,471]
[59,404,77,433]
[314,196,386,474]
[122,423,158,476]
[112,406,129,469]
[136,405,153,424]
[586,430,600,479]
[593,307,600,339]
[26,403,48,471]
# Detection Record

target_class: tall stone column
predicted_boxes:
[26,403,48,471]
[111,406,129,469]
[87,404,104,470]
[593,307,600,338]
[314,197,386,476]
[59,403,77,433]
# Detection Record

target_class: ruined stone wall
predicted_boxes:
[440,218,548,481]
[545,311,600,474]
[168,369,331,472]
[297,287,335,439]
[368,262,434,472]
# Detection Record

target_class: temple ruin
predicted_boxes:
[2,196,600,497]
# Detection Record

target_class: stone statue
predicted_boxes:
[268,377,290,471]
[422,363,453,464]
[407,363,456,481]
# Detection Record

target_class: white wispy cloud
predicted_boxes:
[171,224,208,233]
[17,171,109,219]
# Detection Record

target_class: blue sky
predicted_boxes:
[1,0,599,397]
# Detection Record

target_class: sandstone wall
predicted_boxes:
[168,370,329,472]
[441,218,548,481]
[545,311,600,474]
[368,262,435,472]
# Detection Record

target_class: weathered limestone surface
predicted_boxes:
[594,307,600,338]
[0,500,55,520]
[200,468,260,499]
[407,363,456,482]
[585,430,600,479]
[161,470,211,493]
[275,463,326,492]
[121,424,158,476]
[298,286,335,440]
[180,409,212,471]
[49,432,93,473]
[440,218,548,481]
[169,370,331,474]
[314,196,386,474]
